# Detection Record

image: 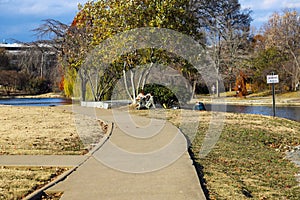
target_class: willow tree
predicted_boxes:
[62,0,204,101]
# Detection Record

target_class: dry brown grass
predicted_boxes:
[0,105,85,155]
[0,105,108,199]
[130,108,300,199]
[1,104,300,199]
[0,166,68,200]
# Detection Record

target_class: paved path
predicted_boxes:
[0,155,85,167]
[1,107,206,200]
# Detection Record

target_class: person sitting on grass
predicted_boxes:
[144,93,155,109]
[194,101,206,111]
[136,91,155,109]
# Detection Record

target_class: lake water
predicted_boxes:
[0,98,299,122]
[0,98,71,107]
[204,104,300,122]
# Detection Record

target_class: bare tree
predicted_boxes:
[32,19,87,93]
[196,0,252,96]
[262,9,300,91]
[32,19,69,49]
[0,48,10,70]
[0,70,19,95]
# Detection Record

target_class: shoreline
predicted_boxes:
[0,92,66,99]
[195,96,300,107]
[1,92,299,107]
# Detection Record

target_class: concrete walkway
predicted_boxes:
[1,107,206,200]
[0,155,85,167]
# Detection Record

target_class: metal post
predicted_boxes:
[271,72,276,117]
[272,82,276,117]
[267,72,278,117]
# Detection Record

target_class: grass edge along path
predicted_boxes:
[0,105,110,199]
[190,112,300,199]
[130,109,300,199]
[0,166,68,200]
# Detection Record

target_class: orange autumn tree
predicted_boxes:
[234,71,247,97]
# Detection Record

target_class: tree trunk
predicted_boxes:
[87,71,97,101]
[191,80,196,101]
[123,62,133,101]
[216,79,220,97]
[79,70,87,101]
[40,53,44,78]
[141,62,154,89]
[130,70,136,104]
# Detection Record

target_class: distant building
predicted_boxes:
[0,42,58,79]
[0,43,55,55]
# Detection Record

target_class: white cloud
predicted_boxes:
[255,15,271,22]
[1,0,86,17]
[240,0,300,29]
[241,0,300,11]
[0,0,298,42]
[283,0,300,9]
[260,0,276,9]
[239,0,255,9]
[0,0,88,42]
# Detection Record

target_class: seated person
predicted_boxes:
[144,93,155,109]
[136,91,146,109]
[194,101,206,111]
[136,91,155,109]
[136,91,145,100]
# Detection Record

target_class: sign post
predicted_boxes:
[267,73,279,117]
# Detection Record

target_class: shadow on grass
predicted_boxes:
[184,130,210,199]
[188,147,210,199]
[183,131,210,199]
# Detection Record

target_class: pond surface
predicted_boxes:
[0,98,71,107]
[204,104,300,122]
[0,98,299,122]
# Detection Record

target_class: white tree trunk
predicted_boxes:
[123,65,133,101]
[142,62,154,89]
[130,70,136,104]
[87,70,97,101]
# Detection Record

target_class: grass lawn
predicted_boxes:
[192,113,300,199]
[130,108,300,199]
[0,105,101,199]
[277,91,300,99]
[1,103,300,199]
[0,106,86,155]
[0,166,68,200]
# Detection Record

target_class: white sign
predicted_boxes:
[267,75,279,84]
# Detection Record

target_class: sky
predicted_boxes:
[0,0,300,43]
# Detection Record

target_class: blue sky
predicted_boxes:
[0,0,299,43]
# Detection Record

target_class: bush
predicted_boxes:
[195,83,209,94]
[29,77,51,94]
[143,84,180,108]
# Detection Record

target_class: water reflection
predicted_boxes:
[0,98,299,122]
[205,104,300,122]
[0,98,71,107]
